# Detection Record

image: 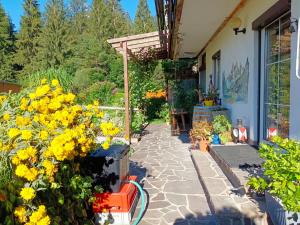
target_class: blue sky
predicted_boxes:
[1,0,156,31]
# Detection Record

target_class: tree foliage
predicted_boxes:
[0,4,15,81]
[37,0,70,70]
[14,0,41,78]
[134,0,156,34]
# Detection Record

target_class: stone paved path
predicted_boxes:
[130,124,215,225]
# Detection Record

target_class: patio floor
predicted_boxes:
[130,124,215,225]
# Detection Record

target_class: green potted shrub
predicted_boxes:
[248,136,300,225]
[212,115,232,144]
[190,121,213,151]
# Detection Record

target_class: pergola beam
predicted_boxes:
[107,31,168,144]
[122,42,130,142]
[108,31,162,44]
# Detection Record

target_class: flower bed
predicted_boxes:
[0,79,119,225]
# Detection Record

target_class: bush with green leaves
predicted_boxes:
[78,81,117,105]
[212,115,232,134]
[248,136,300,212]
[157,102,170,123]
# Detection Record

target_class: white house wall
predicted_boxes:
[203,0,278,144]
[290,0,300,139]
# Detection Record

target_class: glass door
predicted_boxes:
[263,13,291,139]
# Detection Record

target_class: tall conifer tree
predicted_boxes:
[0,4,15,81]
[134,0,156,34]
[15,0,41,76]
[37,0,70,69]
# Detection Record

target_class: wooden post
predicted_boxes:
[122,41,131,143]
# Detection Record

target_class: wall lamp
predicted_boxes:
[231,17,246,35]
[289,18,298,33]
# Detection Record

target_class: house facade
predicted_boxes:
[157,0,300,144]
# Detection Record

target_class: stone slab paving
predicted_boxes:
[130,124,216,225]
[191,150,269,225]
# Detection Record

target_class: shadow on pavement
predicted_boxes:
[173,207,270,225]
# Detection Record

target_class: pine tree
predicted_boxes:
[64,0,88,74]
[15,0,41,77]
[68,0,88,35]
[106,0,131,38]
[134,0,156,34]
[37,0,70,69]
[0,4,15,81]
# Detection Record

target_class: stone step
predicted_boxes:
[190,150,268,225]
[209,144,264,196]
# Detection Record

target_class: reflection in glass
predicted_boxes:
[279,61,290,105]
[264,13,290,139]
[266,63,278,104]
[266,22,279,64]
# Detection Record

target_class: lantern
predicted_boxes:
[267,127,278,140]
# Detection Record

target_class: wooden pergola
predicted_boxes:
[108,31,168,143]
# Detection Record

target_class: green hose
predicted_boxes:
[129,180,145,225]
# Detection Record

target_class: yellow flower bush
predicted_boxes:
[0,79,119,224]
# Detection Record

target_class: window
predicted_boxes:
[264,13,291,138]
[212,51,221,91]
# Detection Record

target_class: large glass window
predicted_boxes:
[212,51,221,91]
[264,13,291,138]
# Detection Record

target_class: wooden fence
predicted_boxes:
[0,82,21,93]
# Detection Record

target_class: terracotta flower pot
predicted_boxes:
[199,139,209,152]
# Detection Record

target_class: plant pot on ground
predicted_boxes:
[212,115,232,145]
[190,121,213,151]
[248,137,300,225]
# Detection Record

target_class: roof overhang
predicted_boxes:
[160,0,246,59]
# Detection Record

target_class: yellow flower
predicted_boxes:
[14,206,27,223]
[51,79,59,87]
[29,93,36,100]
[64,93,75,103]
[27,168,39,181]
[3,113,10,121]
[20,187,36,201]
[39,131,48,140]
[43,160,57,177]
[0,96,7,105]
[26,146,37,158]
[93,100,99,106]
[12,156,21,165]
[37,215,51,225]
[28,205,49,224]
[102,141,110,150]
[16,116,30,126]
[17,149,30,160]
[36,85,50,97]
[8,128,20,138]
[15,164,29,177]
[21,130,32,140]
[96,112,104,118]
[41,78,47,84]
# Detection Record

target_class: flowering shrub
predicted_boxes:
[0,79,119,225]
[145,90,166,99]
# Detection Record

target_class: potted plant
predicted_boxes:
[212,115,232,144]
[203,88,219,107]
[190,121,213,151]
[248,136,300,225]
